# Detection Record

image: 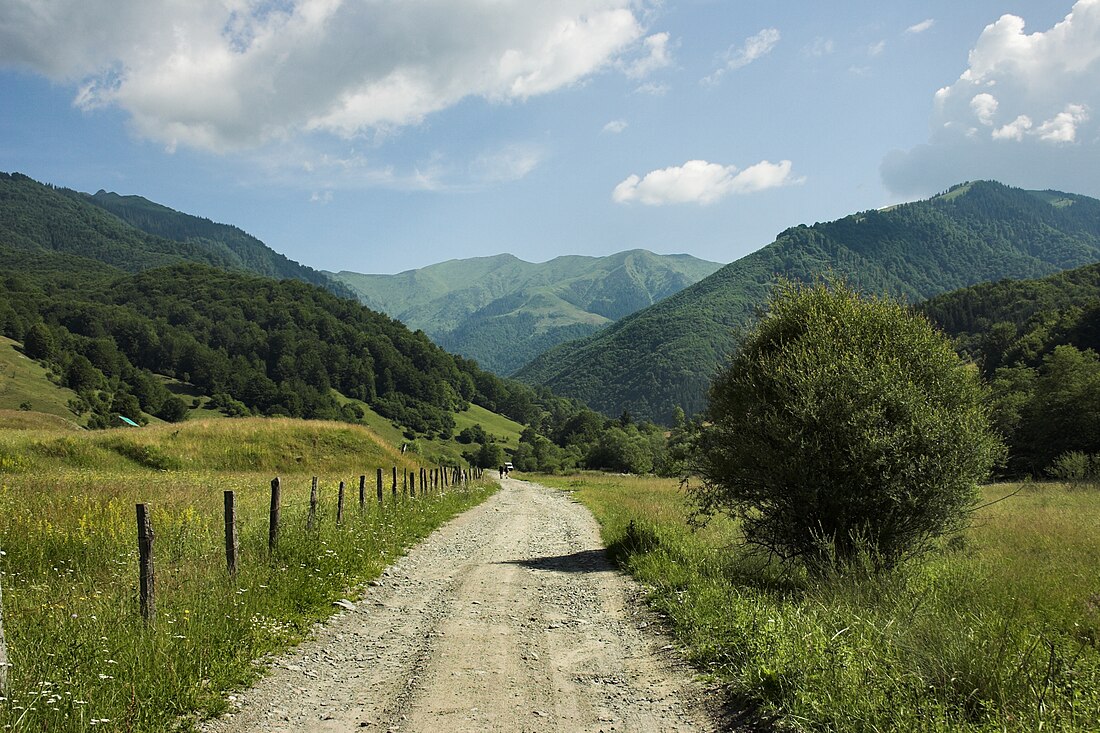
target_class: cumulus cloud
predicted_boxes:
[612,159,801,205]
[970,93,999,125]
[882,1,1100,197]
[603,119,628,134]
[906,19,935,34]
[0,0,658,153]
[702,28,780,85]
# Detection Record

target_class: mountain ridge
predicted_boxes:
[329,248,721,374]
[515,181,1100,423]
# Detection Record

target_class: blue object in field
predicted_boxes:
[118,415,140,427]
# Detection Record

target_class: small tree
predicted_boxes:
[692,280,1003,573]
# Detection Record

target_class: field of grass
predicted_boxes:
[536,473,1100,732]
[0,337,83,425]
[0,418,496,732]
[453,404,524,449]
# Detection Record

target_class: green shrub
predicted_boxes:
[693,279,1004,572]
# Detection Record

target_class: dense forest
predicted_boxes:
[517,181,1100,423]
[920,262,1100,476]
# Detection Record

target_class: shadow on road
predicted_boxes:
[501,548,613,574]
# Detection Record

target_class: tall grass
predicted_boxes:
[538,473,1100,732]
[0,419,495,732]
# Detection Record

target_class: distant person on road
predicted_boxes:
[499,465,504,479]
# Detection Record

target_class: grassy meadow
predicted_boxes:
[0,418,496,732]
[537,473,1100,732]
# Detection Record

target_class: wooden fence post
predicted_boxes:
[224,491,238,578]
[136,503,155,621]
[269,477,281,553]
[410,471,416,497]
[359,475,366,510]
[307,476,318,530]
[337,481,345,524]
[376,468,384,504]
[392,467,397,494]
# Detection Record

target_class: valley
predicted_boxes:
[3,171,1100,732]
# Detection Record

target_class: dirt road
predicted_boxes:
[202,477,720,732]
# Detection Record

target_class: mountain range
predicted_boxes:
[515,181,1100,423]
[328,250,720,374]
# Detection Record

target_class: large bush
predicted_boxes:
[692,280,1003,572]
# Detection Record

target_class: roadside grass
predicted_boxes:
[536,473,1100,732]
[0,418,495,732]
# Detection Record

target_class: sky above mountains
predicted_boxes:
[1,1,1095,274]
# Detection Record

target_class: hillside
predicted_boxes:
[919,262,1100,474]
[0,171,351,297]
[516,181,1100,423]
[329,250,721,374]
[86,189,353,297]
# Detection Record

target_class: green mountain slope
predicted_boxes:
[0,172,237,272]
[919,262,1100,474]
[516,181,1100,423]
[0,171,351,297]
[919,261,1100,373]
[329,249,721,374]
[85,189,352,296]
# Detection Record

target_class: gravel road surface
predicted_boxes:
[201,477,722,732]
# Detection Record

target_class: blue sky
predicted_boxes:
[1,1,1094,274]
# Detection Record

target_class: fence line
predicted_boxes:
[134,464,488,619]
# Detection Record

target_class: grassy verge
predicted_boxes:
[0,419,495,732]
[536,473,1100,732]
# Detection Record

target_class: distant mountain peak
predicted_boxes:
[330,250,722,375]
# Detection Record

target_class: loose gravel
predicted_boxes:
[201,477,724,732]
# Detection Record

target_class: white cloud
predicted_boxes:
[992,114,1032,141]
[970,93,999,125]
[702,28,780,85]
[624,32,672,78]
[603,119,628,134]
[883,1,1100,197]
[906,19,935,34]
[1037,103,1089,142]
[0,0,658,153]
[612,159,801,206]
[868,40,886,57]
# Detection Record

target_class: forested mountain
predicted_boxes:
[919,262,1100,476]
[0,170,556,433]
[0,172,350,296]
[1,171,679,475]
[328,250,720,374]
[86,189,352,296]
[516,181,1100,423]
